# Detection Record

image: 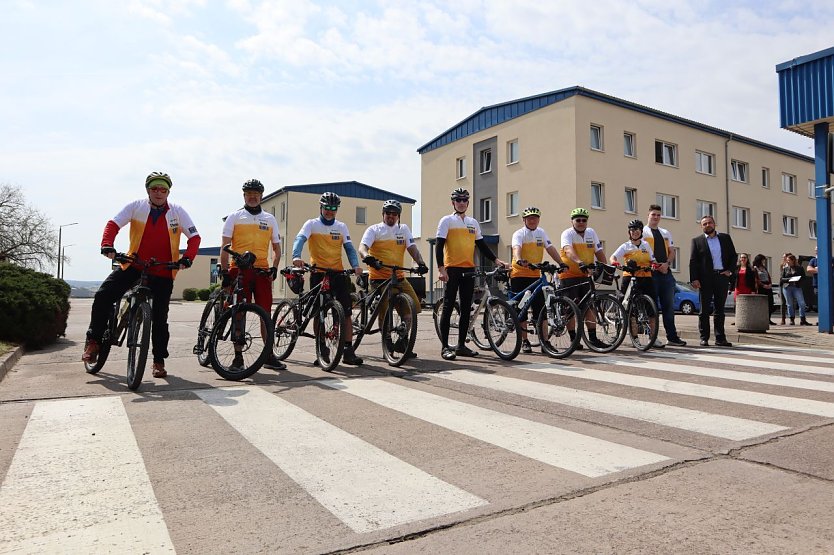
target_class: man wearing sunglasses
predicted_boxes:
[560,207,609,349]
[292,192,364,366]
[220,178,286,370]
[436,187,509,361]
[359,199,428,358]
[82,172,201,379]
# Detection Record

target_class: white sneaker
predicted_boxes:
[653,338,666,349]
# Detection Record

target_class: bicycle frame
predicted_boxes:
[352,264,421,343]
[460,267,510,337]
[284,265,352,339]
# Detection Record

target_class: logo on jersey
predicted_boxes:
[330,231,341,241]
[535,238,543,247]
[259,221,269,231]
[188,226,197,234]
[467,225,476,234]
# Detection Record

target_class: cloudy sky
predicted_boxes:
[2,0,832,280]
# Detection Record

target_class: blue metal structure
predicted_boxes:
[777,47,834,333]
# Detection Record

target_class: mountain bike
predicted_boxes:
[206,245,274,380]
[505,262,583,358]
[193,286,228,367]
[611,263,660,351]
[350,262,425,367]
[557,262,627,353]
[433,266,521,360]
[272,264,354,372]
[84,253,179,390]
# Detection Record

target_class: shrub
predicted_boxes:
[0,264,71,349]
[197,288,211,301]
[182,288,198,301]
[209,282,221,293]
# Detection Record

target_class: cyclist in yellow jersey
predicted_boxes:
[359,200,428,357]
[436,188,508,361]
[611,219,663,349]
[510,206,567,354]
[560,207,608,349]
[292,192,363,365]
[220,179,286,370]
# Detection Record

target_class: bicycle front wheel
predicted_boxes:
[537,296,582,359]
[483,298,521,361]
[196,296,222,367]
[209,303,273,381]
[126,302,152,391]
[272,300,300,361]
[629,294,659,351]
[582,293,627,353]
[382,293,417,367]
[316,300,345,372]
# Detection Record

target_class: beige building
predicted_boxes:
[173,181,415,299]
[418,86,817,280]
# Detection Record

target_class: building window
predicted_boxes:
[507,191,519,216]
[623,132,635,157]
[624,188,637,213]
[280,201,286,222]
[479,197,492,223]
[782,215,797,236]
[695,151,715,175]
[590,124,603,151]
[731,160,748,183]
[696,200,716,221]
[591,182,605,209]
[655,140,677,167]
[809,180,816,198]
[765,256,772,273]
[762,167,770,188]
[356,207,366,224]
[507,140,519,165]
[732,206,749,229]
[456,157,466,179]
[782,173,796,194]
[479,149,492,174]
[763,211,771,233]
[656,193,678,219]
[810,220,818,239]
[669,247,680,272]
[210,257,219,284]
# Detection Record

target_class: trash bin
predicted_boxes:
[735,294,770,332]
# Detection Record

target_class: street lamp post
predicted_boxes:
[57,222,78,278]
[60,245,74,280]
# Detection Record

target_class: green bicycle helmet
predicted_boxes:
[570,207,589,220]
[521,206,541,218]
[145,171,172,189]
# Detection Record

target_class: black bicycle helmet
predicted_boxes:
[319,192,341,208]
[450,187,470,201]
[145,171,172,189]
[242,179,264,192]
[627,219,644,230]
[382,199,402,214]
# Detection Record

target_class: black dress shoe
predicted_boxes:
[699,339,709,346]
[715,339,733,347]
[455,345,479,357]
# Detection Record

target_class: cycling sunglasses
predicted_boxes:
[322,205,339,211]
[452,197,470,203]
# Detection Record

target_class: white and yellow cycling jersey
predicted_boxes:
[221,209,281,269]
[360,222,415,280]
[559,227,602,279]
[298,218,351,270]
[511,226,553,279]
[436,214,482,268]
[611,240,655,277]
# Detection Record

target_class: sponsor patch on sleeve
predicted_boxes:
[188,226,198,234]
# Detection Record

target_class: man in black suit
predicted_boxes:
[689,215,737,347]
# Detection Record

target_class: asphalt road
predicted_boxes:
[1,299,833,554]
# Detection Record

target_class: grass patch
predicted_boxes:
[0,341,17,357]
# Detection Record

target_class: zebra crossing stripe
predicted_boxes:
[433,370,787,440]
[318,378,669,478]
[195,387,486,533]
[695,346,834,365]
[595,357,834,393]
[644,351,834,377]
[0,397,174,553]
[521,364,834,418]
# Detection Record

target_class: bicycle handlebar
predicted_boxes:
[113,252,180,270]
[528,261,569,274]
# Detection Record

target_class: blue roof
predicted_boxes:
[776,46,834,137]
[262,181,416,205]
[179,246,221,255]
[417,86,813,162]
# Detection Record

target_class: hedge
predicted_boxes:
[182,288,198,301]
[0,264,71,349]
[197,288,211,301]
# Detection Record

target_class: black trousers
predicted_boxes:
[698,273,729,341]
[439,267,475,348]
[87,266,174,363]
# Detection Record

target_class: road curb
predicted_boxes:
[0,345,24,384]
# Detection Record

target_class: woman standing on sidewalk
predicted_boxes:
[732,254,756,301]
[752,254,776,325]
[780,254,811,326]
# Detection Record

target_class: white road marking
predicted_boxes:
[520,364,834,418]
[641,351,834,376]
[595,357,834,393]
[195,386,486,533]
[433,370,787,440]
[319,378,669,478]
[0,397,174,553]
[694,346,834,365]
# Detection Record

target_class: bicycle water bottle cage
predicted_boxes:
[237,251,256,270]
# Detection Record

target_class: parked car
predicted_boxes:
[674,282,700,315]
